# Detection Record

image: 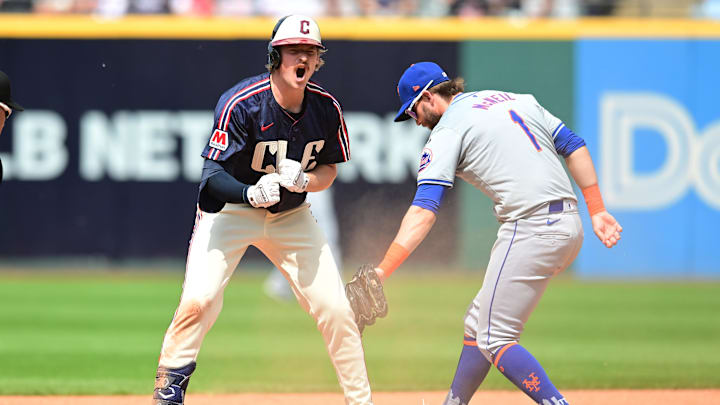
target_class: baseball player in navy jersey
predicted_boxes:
[265,187,343,300]
[372,62,622,405]
[0,70,24,183]
[152,15,374,405]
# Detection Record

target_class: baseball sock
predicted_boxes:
[442,335,492,405]
[493,343,569,404]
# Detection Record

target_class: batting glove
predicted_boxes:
[247,173,281,208]
[278,159,309,193]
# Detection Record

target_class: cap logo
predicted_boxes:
[412,85,420,92]
[270,15,323,48]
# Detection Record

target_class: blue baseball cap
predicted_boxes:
[394,62,449,122]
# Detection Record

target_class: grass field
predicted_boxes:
[0,268,718,395]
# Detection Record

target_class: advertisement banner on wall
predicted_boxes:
[0,39,459,263]
[575,39,720,277]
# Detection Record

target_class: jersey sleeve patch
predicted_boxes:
[419,148,433,172]
[209,129,229,151]
[416,127,461,188]
[201,124,247,162]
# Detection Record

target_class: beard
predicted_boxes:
[421,104,442,129]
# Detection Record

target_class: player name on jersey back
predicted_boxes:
[471,92,516,111]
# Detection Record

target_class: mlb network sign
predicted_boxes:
[576,39,720,277]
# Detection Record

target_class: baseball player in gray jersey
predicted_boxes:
[372,62,622,405]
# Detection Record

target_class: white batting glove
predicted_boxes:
[278,159,309,193]
[246,173,281,208]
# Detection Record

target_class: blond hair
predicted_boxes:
[429,78,465,100]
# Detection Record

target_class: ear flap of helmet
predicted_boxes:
[267,42,281,69]
[267,15,289,70]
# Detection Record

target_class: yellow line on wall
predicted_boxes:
[1,15,720,40]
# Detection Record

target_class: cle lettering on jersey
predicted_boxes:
[472,92,516,111]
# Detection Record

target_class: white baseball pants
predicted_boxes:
[158,202,373,405]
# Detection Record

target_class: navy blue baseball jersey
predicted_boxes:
[198,72,350,213]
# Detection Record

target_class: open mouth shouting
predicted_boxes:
[295,65,307,81]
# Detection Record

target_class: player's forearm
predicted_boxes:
[392,205,437,252]
[565,146,607,216]
[564,146,598,189]
[377,206,436,279]
[305,163,337,192]
[206,170,250,204]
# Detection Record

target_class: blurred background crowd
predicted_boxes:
[0,0,719,19]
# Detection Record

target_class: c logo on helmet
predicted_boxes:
[300,20,310,34]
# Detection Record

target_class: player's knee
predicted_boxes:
[474,330,519,362]
[478,338,518,364]
[476,345,494,362]
[174,298,212,328]
[313,298,354,329]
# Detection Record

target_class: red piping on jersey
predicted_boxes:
[306,83,350,161]
[307,82,350,159]
[221,84,271,132]
[280,108,302,123]
[217,78,271,130]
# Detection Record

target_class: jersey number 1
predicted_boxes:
[509,109,542,151]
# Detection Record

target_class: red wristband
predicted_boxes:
[378,243,410,278]
[581,184,605,216]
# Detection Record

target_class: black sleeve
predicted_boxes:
[206,170,250,204]
[200,159,250,206]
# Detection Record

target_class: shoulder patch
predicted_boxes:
[209,129,229,151]
[419,148,433,172]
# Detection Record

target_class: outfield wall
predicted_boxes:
[0,17,718,277]
[0,37,459,264]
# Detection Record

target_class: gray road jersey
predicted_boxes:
[417,90,577,222]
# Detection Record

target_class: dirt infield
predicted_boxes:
[0,390,717,405]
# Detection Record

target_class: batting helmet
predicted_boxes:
[267,15,325,70]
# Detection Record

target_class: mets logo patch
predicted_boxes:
[209,129,229,151]
[419,148,433,172]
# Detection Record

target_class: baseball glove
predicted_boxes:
[345,264,388,334]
